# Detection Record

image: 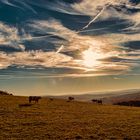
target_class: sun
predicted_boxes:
[81,47,101,68]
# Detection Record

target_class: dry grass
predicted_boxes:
[0,95,140,140]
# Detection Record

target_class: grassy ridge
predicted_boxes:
[0,96,140,140]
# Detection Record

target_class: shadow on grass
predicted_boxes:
[18,103,33,108]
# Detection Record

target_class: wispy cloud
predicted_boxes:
[0,19,139,75]
[0,1,140,77]
[0,0,37,14]
[72,0,140,31]
[0,22,32,51]
[29,19,77,40]
[0,50,72,69]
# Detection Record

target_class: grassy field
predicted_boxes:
[0,96,140,140]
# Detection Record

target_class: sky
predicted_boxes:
[0,0,140,96]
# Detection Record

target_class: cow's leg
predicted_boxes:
[36,99,38,103]
[29,98,31,103]
[34,99,37,103]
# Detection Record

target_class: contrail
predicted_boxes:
[56,6,108,52]
[77,21,128,33]
[56,45,64,53]
[77,2,140,33]
[28,2,140,54]
[79,6,107,32]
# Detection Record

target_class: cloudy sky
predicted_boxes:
[0,0,140,95]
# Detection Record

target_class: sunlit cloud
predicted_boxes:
[0,0,140,77]
[0,50,73,69]
[29,19,77,41]
[0,22,32,51]
[72,0,140,31]
[0,17,140,76]
[102,33,140,44]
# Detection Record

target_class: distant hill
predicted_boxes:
[114,101,140,107]
[102,92,140,104]
[47,89,140,104]
[0,90,13,96]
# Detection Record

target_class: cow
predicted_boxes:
[91,99,102,104]
[29,96,41,103]
[49,98,54,101]
[67,96,74,102]
[97,100,102,104]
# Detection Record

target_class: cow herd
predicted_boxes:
[28,96,102,104]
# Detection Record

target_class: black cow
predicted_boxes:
[92,99,102,104]
[29,96,41,103]
[67,96,74,102]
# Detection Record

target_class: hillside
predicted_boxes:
[49,89,140,104]
[0,90,13,96]
[102,92,140,104]
[0,95,140,140]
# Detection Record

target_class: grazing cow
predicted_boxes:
[92,99,98,103]
[97,100,102,104]
[29,96,41,103]
[49,98,53,101]
[68,96,74,102]
[92,99,102,104]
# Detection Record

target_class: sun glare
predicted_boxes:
[82,47,101,68]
